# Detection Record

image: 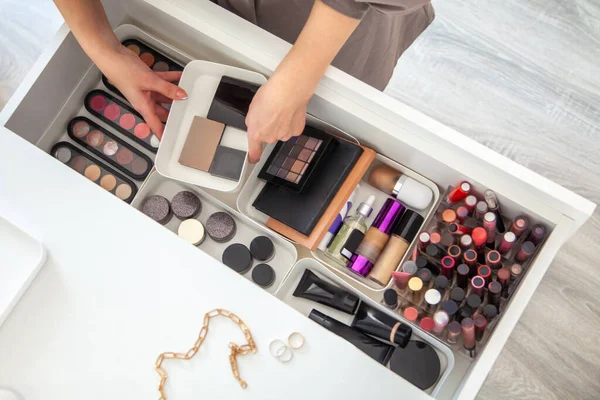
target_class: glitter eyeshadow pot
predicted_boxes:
[206,212,237,243]
[142,195,173,225]
[257,126,337,192]
[171,191,202,220]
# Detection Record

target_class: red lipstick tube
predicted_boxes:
[472,227,487,252]
[498,232,516,254]
[470,276,485,298]
[516,241,535,263]
[447,182,471,204]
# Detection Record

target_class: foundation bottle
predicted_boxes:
[368,210,424,286]
[348,198,404,277]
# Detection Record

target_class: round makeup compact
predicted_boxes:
[222,243,252,274]
[389,340,441,390]
[250,236,275,262]
[206,212,237,243]
[142,195,172,225]
[172,191,202,219]
[251,264,275,288]
[177,219,205,246]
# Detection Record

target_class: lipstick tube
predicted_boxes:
[419,317,435,333]
[447,321,462,344]
[448,245,462,261]
[441,255,456,277]
[463,249,478,276]
[450,287,465,304]
[460,234,473,250]
[408,277,424,305]
[403,306,420,322]
[456,206,469,223]
[442,300,458,319]
[497,267,511,298]
[488,281,502,309]
[509,263,523,284]
[348,199,404,277]
[483,304,498,321]
[447,182,471,204]
[464,195,478,213]
[510,215,529,237]
[483,212,497,244]
[486,250,502,270]
[462,318,477,357]
[449,222,473,236]
[528,224,547,245]
[442,209,457,224]
[474,315,487,341]
[434,275,449,296]
[433,311,450,335]
[418,232,430,251]
[391,271,412,290]
[424,289,442,315]
[498,232,517,255]
[456,305,473,323]
[417,268,433,289]
[472,227,487,253]
[477,265,492,285]
[456,264,470,289]
[516,241,536,263]
[470,276,485,298]
[383,288,399,310]
[475,201,489,220]
[484,190,506,233]
[429,230,441,246]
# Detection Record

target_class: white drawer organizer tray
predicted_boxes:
[0,1,595,399]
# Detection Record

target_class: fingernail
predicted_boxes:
[176,89,188,100]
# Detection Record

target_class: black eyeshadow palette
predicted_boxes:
[257,126,337,192]
[102,39,184,97]
[206,76,260,131]
[68,116,153,180]
[84,89,160,153]
[51,142,138,203]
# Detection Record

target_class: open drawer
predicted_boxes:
[0,1,595,399]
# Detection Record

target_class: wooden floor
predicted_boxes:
[1,0,599,399]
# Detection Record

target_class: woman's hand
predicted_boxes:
[245,73,309,164]
[98,45,188,139]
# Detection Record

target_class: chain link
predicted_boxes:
[155,309,257,400]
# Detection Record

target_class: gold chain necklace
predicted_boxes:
[155,309,257,399]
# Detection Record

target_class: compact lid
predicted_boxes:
[393,175,434,210]
[391,210,424,242]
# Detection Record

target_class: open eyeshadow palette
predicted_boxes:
[68,117,153,180]
[131,171,298,294]
[258,126,336,192]
[102,38,184,97]
[51,142,137,203]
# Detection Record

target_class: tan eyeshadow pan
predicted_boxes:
[179,117,225,172]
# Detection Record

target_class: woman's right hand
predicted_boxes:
[97,44,188,139]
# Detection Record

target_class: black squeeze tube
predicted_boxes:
[351,303,412,348]
[293,269,360,315]
[309,309,394,365]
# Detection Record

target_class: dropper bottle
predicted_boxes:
[325,195,376,265]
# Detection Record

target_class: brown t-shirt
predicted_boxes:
[216,0,435,90]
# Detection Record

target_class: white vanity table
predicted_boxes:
[0,1,595,399]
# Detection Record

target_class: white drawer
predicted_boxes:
[0,1,595,399]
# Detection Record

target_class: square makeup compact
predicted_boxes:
[257,127,337,192]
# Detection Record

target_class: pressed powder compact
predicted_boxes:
[257,126,337,192]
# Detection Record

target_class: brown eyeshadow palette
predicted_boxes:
[257,126,337,192]
[84,90,160,153]
[68,117,153,180]
[51,142,138,203]
[102,38,184,97]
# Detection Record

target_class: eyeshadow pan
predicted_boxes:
[291,160,304,173]
[115,184,133,200]
[90,95,107,112]
[72,121,90,138]
[84,164,101,182]
[277,168,288,178]
[208,146,246,181]
[100,174,117,191]
[296,136,308,146]
[305,137,319,150]
[298,148,311,162]
[267,165,279,175]
[153,61,169,72]
[69,156,86,173]
[140,53,155,67]
[116,147,134,165]
[103,140,119,156]
[86,130,104,147]
[120,114,136,130]
[150,135,160,149]
[104,104,121,121]
[127,44,141,55]
[178,117,225,172]
[286,172,298,181]
[289,145,302,158]
[54,147,72,163]
[134,123,151,139]
[131,158,149,175]
[282,157,294,170]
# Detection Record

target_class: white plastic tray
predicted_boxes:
[131,171,298,293]
[275,258,454,397]
[0,216,47,328]
[156,60,266,192]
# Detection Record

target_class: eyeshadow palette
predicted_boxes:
[84,90,160,153]
[257,126,337,192]
[67,117,153,180]
[102,38,184,97]
[206,76,260,131]
[51,142,137,203]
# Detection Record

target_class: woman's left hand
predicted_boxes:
[245,73,310,164]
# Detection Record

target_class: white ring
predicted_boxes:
[288,332,305,350]
[269,339,287,358]
[277,346,294,363]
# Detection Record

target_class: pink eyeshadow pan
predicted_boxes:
[298,148,311,161]
[119,114,136,130]
[134,123,151,139]
[104,104,121,121]
[90,95,107,112]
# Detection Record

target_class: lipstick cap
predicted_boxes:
[372,198,405,234]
